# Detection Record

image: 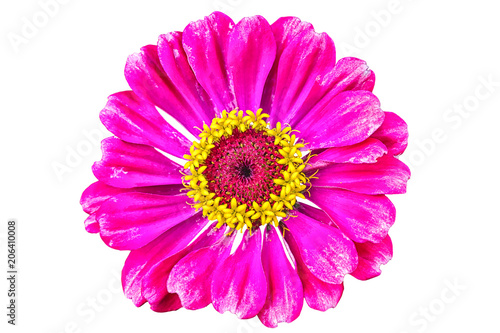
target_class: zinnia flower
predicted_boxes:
[81,11,410,327]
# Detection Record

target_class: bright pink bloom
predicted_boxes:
[81,12,410,327]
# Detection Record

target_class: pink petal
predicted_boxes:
[142,223,227,312]
[97,192,195,250]
[310,155,411,195]
[305,138,388,171]
[125,44,211,136]
[182,12,236,113]
[263,24,374,129]
[309,187,396,243]
[80,181,183,215]
[80,181,183,234]
[270,17,314,60]
[296,91,385,149]
[351,235,393,281]
[157,32,216,121]
[81,181,128,215]
[100,91,192,158]
[258,226,303,328]
[268,29,336,126]
[211,229,267,319]
[371,111,409,156]
[227,15,276,111]
[296,203,393,280]
[84,214,99,233]
[290,57,376,127]
[167,233,235,310]
[261,17,314,114]
[148,294,182,313]
[92,137,183,188]
[285,231,344,311]
[295,202,333,226]
[325,57,376,94]
[283,212,357,284]
[121,212,208,306]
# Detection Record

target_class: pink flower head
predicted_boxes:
[81,12,410,327]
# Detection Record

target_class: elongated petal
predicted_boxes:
[80,181,183,234]
[125,44,210,136]
[295,202,333,226]
[310,155,411,195]
[142,224,226,312]
[84,214,99,234]
[285,231,344,311]
[227,16,276,111]
[81,181,183,215]
[157,32,216,121]
[92,137,183,188]
[290,57,375,127]
[270,17,314,53]
[305,138,388,171]
[211,229,267,319]
[371,111,409,156]
[81,181,129,215]
[167,233,235,310]
[296,91,384,149]
[296,203,393,280]
[283,212,357,284]
[148,295,182,313]
[309,187,395,243]
[351,235,393,280]
[97,192,195,250]
[121,212,207,306]
[100,91,192,158]
[261,17,313,114]
[269,29,336,126]
[258,226,303,328]
[182,11,236,113]
[325,57,375,94]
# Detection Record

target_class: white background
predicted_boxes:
[1,0,499,332]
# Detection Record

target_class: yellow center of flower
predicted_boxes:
[182,109,315,233]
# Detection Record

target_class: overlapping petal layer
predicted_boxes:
[258,226,303,327]
[125,44,213,136]
[211,229,267,319]
[182,12,236,113]
[310,154,411,195]
[268,29,336,126]
[121,212,208,306]
[100,91,192,158]
[305,138,387,170]
[167,233,235,310]
[371,111,409,156]
[80,181,184,233]
[309,187,396,243]
[285,227,344,311]
[297,203,394,280]
[227,15,276,111]
[92,137,183,188]
[296,91,385,149]
[283,211,358,284]
[97,192,195,250]
[142,223,226,312]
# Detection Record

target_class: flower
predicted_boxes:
[80,11,410,328]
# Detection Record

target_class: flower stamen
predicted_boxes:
[182,109,316,232]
